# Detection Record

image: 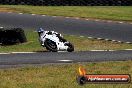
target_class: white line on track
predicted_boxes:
[95,19,99,21]
[90,50,105,51]
[31,14,36,16]
[65,17,70,18]
[105,39,110,41]
[108,50,116,51]
[19,13,23,14]
[97,38,103,40]
[0,52,36,55]
[112,40,116,42]
[42,15,46,16]
[58,60,73,62]
[80,36,84,38]
[75,17,79,19]
[58,51,67,52]
[52,16,57,18]
[13,12,131,25]
[126,42,132,44]
[0,53,10,55]
[0,49,132,55]
[88,37,93,39]
[11,52,36,54]
[119,22,123,24]
[124,49,132,50]
[117,41,122,43]
[90,50,115,51]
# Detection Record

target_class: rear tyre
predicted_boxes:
[44,39,57,52]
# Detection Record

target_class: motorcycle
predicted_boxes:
[37,28,74,52]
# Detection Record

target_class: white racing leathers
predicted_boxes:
[38,31,74,52]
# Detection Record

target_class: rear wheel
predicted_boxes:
[44,39,57,52]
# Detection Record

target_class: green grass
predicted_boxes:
[0,6,131,88]
[0,5,132,21]
[0,30,132,53]
[0,60,131,88]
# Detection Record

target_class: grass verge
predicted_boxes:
[0,60,131,88]
[0,5,132,22]
[0,30,132,53]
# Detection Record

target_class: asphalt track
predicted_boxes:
[0,12,132,67]
[0,50,132,68]
[0,12,132,42]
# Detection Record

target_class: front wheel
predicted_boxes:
[65,42,74,52]
[44,39,57,52]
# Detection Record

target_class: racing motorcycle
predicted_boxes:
[37,28,74,52]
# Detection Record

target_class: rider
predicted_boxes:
[37,28,57,46]
[37,28,44,37]
[37,28,46,46]
[37,28,67,46]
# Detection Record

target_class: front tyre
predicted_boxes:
[44,39,57,52]
[66,42,74,52]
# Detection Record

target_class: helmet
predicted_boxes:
[37,28,44,33]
